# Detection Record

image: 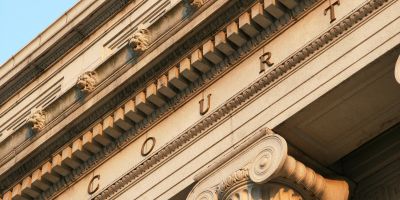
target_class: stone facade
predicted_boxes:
[0,0,399,200]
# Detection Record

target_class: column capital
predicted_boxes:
[187,128,349,200]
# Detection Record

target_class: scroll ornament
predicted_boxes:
[129,28,150,52]
[191,129,349,200]
[27,108,46,133]
[76,71,97,93]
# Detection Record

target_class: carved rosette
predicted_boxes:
[27,108,46,133]
[129,28,150,52]
[191,0,204,8]
[76,71,97,93]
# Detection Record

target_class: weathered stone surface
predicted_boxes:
[1,0,398,199]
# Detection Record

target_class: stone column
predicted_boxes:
[188,128,349,200]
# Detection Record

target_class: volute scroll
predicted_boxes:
[249,135,288,184]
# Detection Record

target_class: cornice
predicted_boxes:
[0,0,253,192]
[0,0,130,106]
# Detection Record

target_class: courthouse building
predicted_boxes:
[1,0,399,199]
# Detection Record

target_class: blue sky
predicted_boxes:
[0,0,77,65]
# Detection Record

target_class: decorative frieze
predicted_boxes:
[26,108,46,133]
[76,71,97,93]
[199,93,212,115]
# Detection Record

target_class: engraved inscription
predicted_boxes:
[88,174,100,195]
[259,52,274,73]
[324,0,340,23]
[199,93,212,116]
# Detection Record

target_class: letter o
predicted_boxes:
[141,137,156,156]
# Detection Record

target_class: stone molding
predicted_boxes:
[0,0,391,197]
[93,0,390,199]
[188,129,349,200]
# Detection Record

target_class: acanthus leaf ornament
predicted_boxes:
[129,28,150,52]
[191,0,205,8]
[27,108,46,133]
[259,51,274,73]
[216,168,250,198]
[76,71,97,93]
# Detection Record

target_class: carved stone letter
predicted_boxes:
[141,137,156,156]
[199,93,211,115]
[324,0,340,23]
[259,52,274,73]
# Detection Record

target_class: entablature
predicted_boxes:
[1,0,397,199]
